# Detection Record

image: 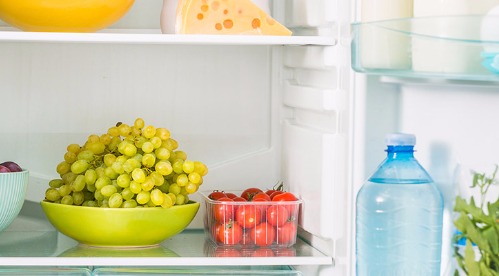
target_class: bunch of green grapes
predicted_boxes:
[44,118,208,208]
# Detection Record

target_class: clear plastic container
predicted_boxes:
[203,238,297,257]
[201,191,302,248]
[355,133,444,276]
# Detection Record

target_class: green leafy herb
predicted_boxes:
[453,165,499,275]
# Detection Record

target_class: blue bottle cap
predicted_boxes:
[385,133,416,146]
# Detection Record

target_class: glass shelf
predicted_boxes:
[0,230,330,266]
[0,27,335,46]
[351,15,499,82]
[0,203,332,268]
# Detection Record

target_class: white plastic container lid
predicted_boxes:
[385,133,416,146]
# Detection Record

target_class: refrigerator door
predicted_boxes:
[351,9,499,275]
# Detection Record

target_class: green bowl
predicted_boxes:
[0,170,29,232]
[41,201,199,247]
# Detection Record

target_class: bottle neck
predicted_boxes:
[368,145,433,184]
[386,145,415,159]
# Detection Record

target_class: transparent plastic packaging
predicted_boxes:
[203,240,297,257]
[201,191,302,248]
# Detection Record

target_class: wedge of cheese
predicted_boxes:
[176,0,292,36]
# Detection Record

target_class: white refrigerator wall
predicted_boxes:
[399,82,499,275]
[0,41,282,224]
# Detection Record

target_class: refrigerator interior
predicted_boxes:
[351,1,499,274]
[0,0,347,275]
[2,0,497,274]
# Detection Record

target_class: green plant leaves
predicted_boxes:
[453,166,499,275]
[464,240,480,275]
[455,197,495,225]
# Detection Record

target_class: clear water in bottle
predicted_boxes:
[356,133,444,276]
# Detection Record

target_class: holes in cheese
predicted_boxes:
[175,0,292,36]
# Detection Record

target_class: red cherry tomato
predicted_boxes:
[250,222,276,247]
[272,192,299,214]
[224,192,238,199]
[251,200,270,220]
[266,205,289,227]
[265,189,277,197]
[252,192,271,202]
[286,202,300,217]
[266,182,284,197]
[251,192,271,217]
[208,190,227,200]
[232,196,247,202]
[276,221,297,245]
[235,205,261,229]
[272,192,298,202]
[213,197,234,222]
[217,221,243,245]
[240,188,263,201]
[269,190,284,199]
[240,230,253,246]
[211,223,222,242]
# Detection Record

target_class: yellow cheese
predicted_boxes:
[176,0,292,36]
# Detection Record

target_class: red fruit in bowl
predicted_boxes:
[0,165,11,173]
[0,161,22,172]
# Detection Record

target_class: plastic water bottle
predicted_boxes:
[356,133,444,276]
